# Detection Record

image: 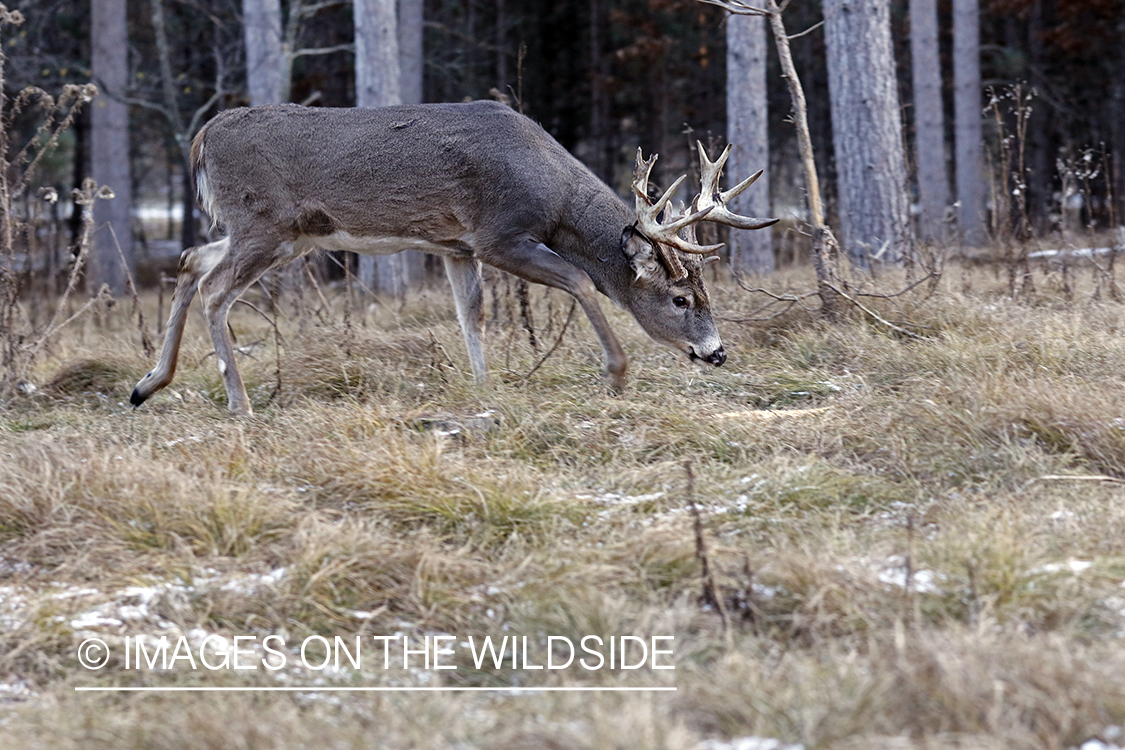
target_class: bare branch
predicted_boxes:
[695,0,769,16]
[290,43,355,59]
[823,282,929,340]
[787,19,825,39]
[297,1,347,17]
[519,299,577,383]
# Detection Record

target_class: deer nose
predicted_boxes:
[706,346,726,366]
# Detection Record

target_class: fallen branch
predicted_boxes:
[824,282,929,341]
[1026,474,1125,486]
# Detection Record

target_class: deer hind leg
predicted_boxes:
[442,256,487,383]
[197,235,290,417]
[131,239,229,408]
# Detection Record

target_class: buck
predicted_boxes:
[131,101,775,416]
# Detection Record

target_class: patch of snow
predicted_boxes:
[0,680,36,703]
[1032,560,1092,575]
[699,738,805,750]
[876,556,941,594]
[70,612,124,629]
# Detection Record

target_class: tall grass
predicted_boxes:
[1,262,1124,748]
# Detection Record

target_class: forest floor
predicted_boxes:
[1,258,1124,749]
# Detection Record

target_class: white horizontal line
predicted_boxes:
[75,686,677,693]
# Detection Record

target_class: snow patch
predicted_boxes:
[699,738,805,750]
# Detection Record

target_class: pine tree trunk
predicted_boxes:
[398,0,427,285]
[243,0,284,105]
[354,0,408,298]
[399,0,424,105]
[909,0,949,244]
[824,0,914,264]
[90,0,134,295]
[726,12,772,275]
[953,0,986,246]
[1112,6,1125,226]
[589,0,613,183]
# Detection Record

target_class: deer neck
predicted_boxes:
[551,182,637,306]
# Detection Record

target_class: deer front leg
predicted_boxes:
[483,239,627,392]
[442,256,487,383]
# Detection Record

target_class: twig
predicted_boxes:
[786,19,824,39]
[302,259,333,324]
[518,299,576,383]
[850,271,938,299]
[108,223,155,357]
[25,182,98,357]
[234,299,287,349]
[326,252,376,299]
[686,461,732,647]
[823,282,929,340]
[1026,474,1125,486]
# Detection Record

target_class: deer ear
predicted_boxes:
[621,226,662,284]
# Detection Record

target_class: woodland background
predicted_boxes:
[6,0,1125,295]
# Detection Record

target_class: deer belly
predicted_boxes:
[299,230,459,257]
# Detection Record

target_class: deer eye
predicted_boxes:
[673,296,690,309]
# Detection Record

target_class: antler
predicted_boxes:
[693,142,779,230]
[632,148,724,257]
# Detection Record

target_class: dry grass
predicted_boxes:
[1,261,1124,749]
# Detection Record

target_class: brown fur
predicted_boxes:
[133,101,751,416]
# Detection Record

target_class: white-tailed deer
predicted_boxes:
[131,101,775,416]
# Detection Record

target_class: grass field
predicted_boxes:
[1,260,1124,749]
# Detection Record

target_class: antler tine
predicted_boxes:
[655,201,690,281]
[723,169,763,201]
[632,150,725,257]
[694,141,781,231]
[633,148,658,205]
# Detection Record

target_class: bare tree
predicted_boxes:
[399,0,423,105]
[90,0,134,294]
[953,0,985,246]
[824,0,913,264]
[590,0,613,183]
[697,0,840,315]
[354,0,408,298]
[726,11,772,275]
[910,0,948,244]
[244,0,285,105]
[398,0,427,285]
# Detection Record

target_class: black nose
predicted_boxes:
[707,346,726,366]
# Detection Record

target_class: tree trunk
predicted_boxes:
[909,0,949,244]
[90,0,134,295]
[589,0,613,183]
[399,0,424,105]
[953,0,986,246]
[1111,6,1125,226]
[824,0,914,264]
[398,0,427,285]
[354,0,408,298]
[726,12,772,275]
[244,0,285,105]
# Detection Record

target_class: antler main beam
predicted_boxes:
[694,142,780,231]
